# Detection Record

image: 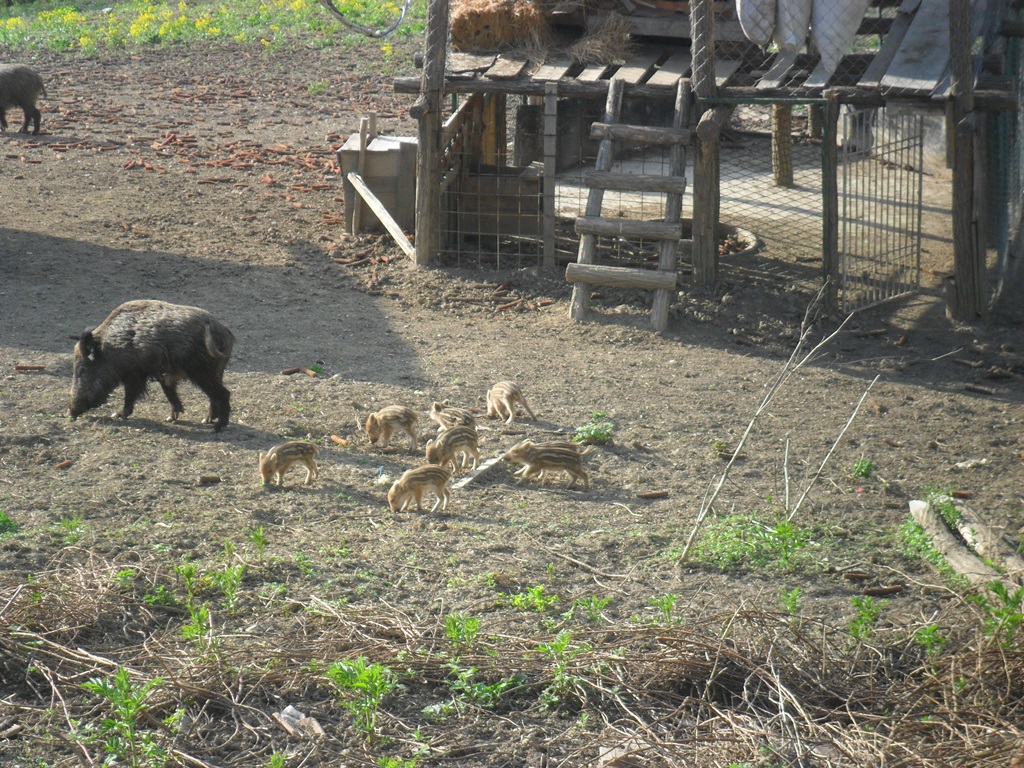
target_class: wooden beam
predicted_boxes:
[583,171,688,194]
[574,216,684,241]
[590,123,691,145]
[565,262,678,291]
[347,172,416,258]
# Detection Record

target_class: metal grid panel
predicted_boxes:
[719,102,823,264]
[838,109,923,312]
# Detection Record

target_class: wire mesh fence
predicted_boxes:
[437,90,691,272]
[837,108,923,312]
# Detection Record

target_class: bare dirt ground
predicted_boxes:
[1,39,1023,768]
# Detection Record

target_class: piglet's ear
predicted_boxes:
[77,330,101,361]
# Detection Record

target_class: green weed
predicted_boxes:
[502,585,559,612]
[248,525,269,560]
[443,611,480,655]
[849,457,877,479]
[848,595,886,641]
[210,563,245,612]
[536,631,589,711]
[0,509,18,534]
[443,663,523,708]
[564,595,612,624]
[325,657,396,740]
[913,623,948,659]
[573,411,615,445]
[55,514,86,545]
[79,667,165,768]
[778,587,802,615]
[968,581,1024,647]
[649,593,677,625]
[899,520,970,589]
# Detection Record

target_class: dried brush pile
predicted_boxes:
[2,553,1023,766]
[450,0,550,53]
[567,12,634,65]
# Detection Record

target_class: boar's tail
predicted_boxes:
[204,323,234,361]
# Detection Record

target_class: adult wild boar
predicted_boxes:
[69,300,235,432]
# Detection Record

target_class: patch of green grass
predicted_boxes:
[573,411,615,445]
[690,512,813,572]
[55,514,86,545]
[923,486,962,528]
[0,510,18,535]
[899,519,970,589]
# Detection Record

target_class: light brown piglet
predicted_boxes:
[485,381,536,424]
[387,464,452,512]
[259,441,319,487]
[428,401,477,433]
[424,424,480,473]
[366,405,418,450]
[504,440,590,489]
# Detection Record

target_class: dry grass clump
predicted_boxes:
[567,11,635,65]
[450,0,550,52]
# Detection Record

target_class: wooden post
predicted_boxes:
[543,82,558,270]
[651,79,691,332]
[772,104,794,187]
[351,116,370,234]
[412,0,450,267]
[691,0,718,287]
[822,91,840,313]
[948,0,985,319]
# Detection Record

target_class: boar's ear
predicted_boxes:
[77,330,101,361]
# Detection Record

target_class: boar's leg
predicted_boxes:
[192,373,231,432]
[117,375,148,419]
[159,374,186,422]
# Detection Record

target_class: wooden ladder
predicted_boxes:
[566,77,693,332]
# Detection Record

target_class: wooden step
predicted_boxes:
[574,216,684,241]
[583,170,687,195]
[565,262,677,291]
[590,123,692,146]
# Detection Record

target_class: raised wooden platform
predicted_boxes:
[396,0,1006,106]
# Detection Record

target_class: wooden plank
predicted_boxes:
[647,51,692,86]
[757,49,800,89]
[881,0,951,95]
[484,55,529,81]
[449,52,497,77]
[611,51,661,84]
[577,63,612,82]
[714,58,741,87]
[583,170,688,194]
[574,216,684,241]
[347,172,415,258]
[532,57,573,81]
[591,123,691,145]
[859,0,921,87]
[566,262,678,290]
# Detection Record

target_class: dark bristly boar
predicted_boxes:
[0,64,46,135]
[69,300,235,431]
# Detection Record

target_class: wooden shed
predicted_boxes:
[394,0,1019,327]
